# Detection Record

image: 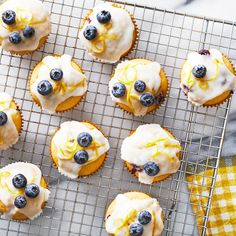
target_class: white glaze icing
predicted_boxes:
[109,60,162,116]
[79,3,135,63]
[31,54,87,114]
[0,92,20,150]
[105,194,164,236]
[52,121,110,179]
[180,49,236,106]
[121,124,181,184]
[0,0,51,53]
[0,162,50,220]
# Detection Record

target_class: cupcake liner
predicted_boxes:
[0,162,49,222]
[49,120,109,178]
[109,59,170,116]
[9,34,50,56]
[79,3,139,63]
[180,52,236,107]
[28,55,87,114]
[123,126,181,184]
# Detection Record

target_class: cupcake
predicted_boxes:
[180,49,236,106]
[79,3,138,63]
[121,124,181,184]
[0,162,50,221]
[50,121,110,178]
[105,191,164,236]
[0,92,22,150]
[109,59,168,116]
[30,54,87,114]
[0,0,51,55]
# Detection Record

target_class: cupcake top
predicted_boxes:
[0,92,20,150]
[109,60,165,116]
[0,0,51,53]
[180,49,236,106]
[105,193,164,236]
[0,162,50,220]
[121,124,181,184]
[79,3,135,63]
[51,121,110,179]
[30,54,87,113]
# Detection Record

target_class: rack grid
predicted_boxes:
[0,0,235,235]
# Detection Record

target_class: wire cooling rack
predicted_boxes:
[0,0,236,235]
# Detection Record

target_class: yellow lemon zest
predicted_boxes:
[90,22,118,54]
[152,211,156,236]
[58,137,105,161]
[165,143,181,150]
[206,59,222,82]
[0,172,24,196]
[66,78,85,92]
[198,80,209,90]
[2,7,47,32]
[145,138,169,148]
[58,138,79,160]
[114,209,137,235]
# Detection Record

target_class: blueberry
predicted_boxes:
[2,10,16,25]
[129,223,143,236]
[77,132,93,147]
[37,80,53,96]
[9,32,22,44]
[50,68,63,81]
[144,162,160,176]
[97,10,111,24]
[138,210,152,225]
[134,80,146,93]
[83,25,97,40]
[12,174,27,189]
[192,65,207,78]
[74,150,89,164]
[140,93,155,107]
[14,196,27,209]
[23,26,35,38]
[0,111,8,126]
[25,184,40,198]
[198,49,210,56]
[112,82,126,98]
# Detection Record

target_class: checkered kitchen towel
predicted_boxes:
[187,157,236,236]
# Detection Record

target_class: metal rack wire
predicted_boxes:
[0,0,235,235]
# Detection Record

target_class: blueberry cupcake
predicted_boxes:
[79,3,138,63]
[109,59,168,116]
[105,191,164,236]
[0,92,22,150]
[0,162,50,221]
[30,54,87,114]
[121,124,181,184]
[0,0,51,55]
[180,49,236,106]
[50,121,110,178]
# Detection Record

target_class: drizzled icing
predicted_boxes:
[105,194,164,236]
[0,0,51,52]
[79,3,135,63]
[180,49,236,106]
[31,54,87,114]
[121,124,181,184]
[52,121,110,179]
[0,93,19,150]
[109,60,162,116]
[0,162,50,220]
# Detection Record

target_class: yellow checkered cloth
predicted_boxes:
[187,160,236,236]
